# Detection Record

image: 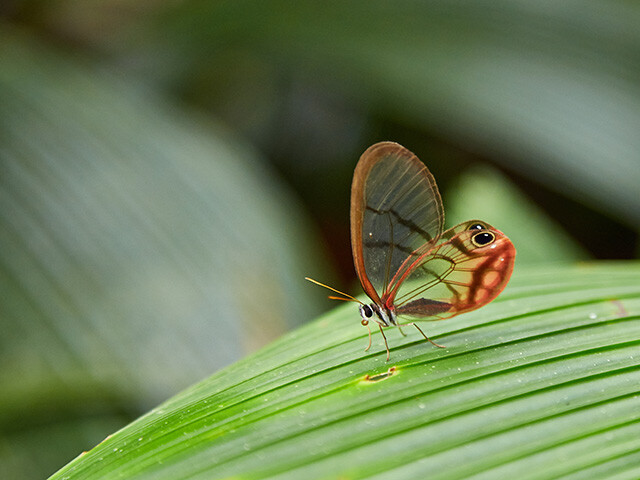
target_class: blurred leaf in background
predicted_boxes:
[144,0,639,262]
[446,165,589,265]
[1,0,639,479]
[0,28,326,479]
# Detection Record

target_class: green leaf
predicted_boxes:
[51,262,640,479]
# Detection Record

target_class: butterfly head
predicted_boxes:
[359,303,394,327]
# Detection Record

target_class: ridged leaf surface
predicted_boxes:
[51,262,640,479]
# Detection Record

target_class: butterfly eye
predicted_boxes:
[469,223,485,231]
[362,304,374,318]
[471,231,496,247]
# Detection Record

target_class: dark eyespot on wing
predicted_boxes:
[471,231,495,247]
[396,298,452,316]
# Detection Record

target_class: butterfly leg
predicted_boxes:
[397,325,407,337]
[397,322,446,349]
[378,324,391,361]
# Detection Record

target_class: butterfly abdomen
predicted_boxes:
[396,298,453,317]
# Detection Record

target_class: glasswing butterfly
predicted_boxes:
[308,142,515,360]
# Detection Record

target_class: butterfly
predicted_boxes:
[307,141,516,360]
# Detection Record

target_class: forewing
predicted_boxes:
[351,142,444,304]
[391,223,516,320]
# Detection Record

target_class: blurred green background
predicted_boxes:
[0,1,638,478]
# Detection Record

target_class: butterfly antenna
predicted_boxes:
[305,277,364,305]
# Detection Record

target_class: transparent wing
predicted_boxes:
[351,142,444,304]
[389,222,516,320]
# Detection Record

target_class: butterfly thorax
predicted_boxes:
[359,303,397,327]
